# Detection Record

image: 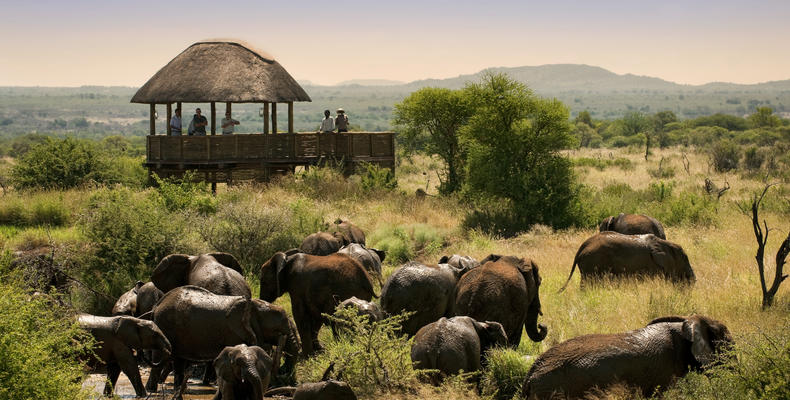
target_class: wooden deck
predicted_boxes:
[145,132,396,183]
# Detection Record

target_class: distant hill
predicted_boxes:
[335,79,406,86]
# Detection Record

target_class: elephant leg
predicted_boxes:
[115,348,146,397]
[104,362,121,396]
[509,328,523,349]
[146,362,171,392]
[292,301,314,356]
[202,361,216,385]
[310,314,324,353]
[173,358,189,400]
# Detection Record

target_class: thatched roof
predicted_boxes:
[131,40,311,103]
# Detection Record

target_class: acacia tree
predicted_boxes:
[461,72,578,231]
[393,87,473,194]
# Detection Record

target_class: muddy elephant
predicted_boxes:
[260,252,376,356]
[337,296,384,323]
[455,254,547,347]
[151,252,250,298]
[599,213,666,239]
[151,286,300,399]
[338,243,385,284]
[380,256,477,337]
[78,314,172,398]
[112,281,163,317]
[300,232,344,256]
[561,232,695,290]
[521,314,734,399]
[411,316,508,384]
[328,218,366,246]
[213,344,272,400]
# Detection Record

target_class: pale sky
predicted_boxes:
[1,0,788,87]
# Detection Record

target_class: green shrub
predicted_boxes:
[359,163,397,191]
[710,140,741,172]
[0,280,93,400]
[297,307,419,396]
[11,137,102,190]
[743,146,764,171]
[284,164,359,201]
[199,199,323,275]
[29,195,71,226]
[151,172,216,213]
[481,348,533,400]
[0,199,30,226]
[369,223,448,263]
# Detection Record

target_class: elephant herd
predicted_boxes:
[77,215,734,399]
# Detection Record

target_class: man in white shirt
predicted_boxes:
[318,109,335,133]
[221,111,240,134]
[170,108,182,135]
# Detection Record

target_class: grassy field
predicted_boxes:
[1,145,788,399]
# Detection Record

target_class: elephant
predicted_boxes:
[78,314,172,398]
[380,256,477,337]
[337,296,384,323]
[151,252,250,298]
[455,254,547,347]
[521,314,734,399]
[411,316,508,384]
[213,344,272,400]
[599,213,666,239]
[300,232,344,256]
[328,218,366,246]
[561,231,696,290]
[150,285,300,399]
[260,252,377,356]
[112,281,163,317]
[337,243,386,284]
[265,362,358,400]
[439,254,480,271]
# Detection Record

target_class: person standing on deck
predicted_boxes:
[318,109,335,133]
[170,108,182,135]
[335,108,349,133]
[221,111,240,134]
[190,108,208,136]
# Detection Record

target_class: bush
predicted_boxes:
[0,280,93,400]
[481,348,533,400]
[199,198,323,275]
[0,194,71,227]
[11,137,103,190]
[710,140,741,172]
[359,163,397,192]
[151,172,216,213]
[743,146,764,171]
[297,307,419,396]
[368,223,448,264]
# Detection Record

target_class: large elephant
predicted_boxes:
[521,314,734,399]
[337,243,386,283]
[213,344,272,400]
[561,231,695,290]
[455,254,547,347]
[599,213,666,239]
[380,256,477,337]
[300,232,344,256]
[112,281,163,317]
[78,314,172,398]
[260,252,376,356]
[151,286,300,400]
[151,252,250,298]
[411,316,508,384]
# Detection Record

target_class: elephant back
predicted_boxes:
[381,262,457,336]
[300,232,342,256]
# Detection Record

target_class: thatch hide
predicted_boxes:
[131,40,311,103]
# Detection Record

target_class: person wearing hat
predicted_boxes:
[190,108,208,136]
[170,107,182,135]
[221,111,240,134]
[335,108,349,133]
[318,109,335,133]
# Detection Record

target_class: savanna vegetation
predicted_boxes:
[0,72,789,399]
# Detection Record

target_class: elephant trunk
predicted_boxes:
[242,365,265,400]
[281,319,302,377]
[525,296,548,342]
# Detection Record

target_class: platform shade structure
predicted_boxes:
[131,40,311,135]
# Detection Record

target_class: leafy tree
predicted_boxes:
[690,113,748,131]
[461,72,578,231]
[11,137,103,190]
[621,111,650,136]
[393,87,473,194]
[575,110,593,127]
[647,110,679,156]
[748,106,782,128]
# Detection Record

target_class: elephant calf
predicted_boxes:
[112,281,163,317]
[213,344,273,400]
[562,232,695,290]
[338,243,386,284]
[521,314,734,399]
[599,213,666,239]
[78,314,172,398]
[411,316,507,384]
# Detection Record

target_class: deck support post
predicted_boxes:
[166,103,172,136]
[211,102,216,135]
[288,101,294,133]
[149,104,156,135]
[264,102,269,134]
[272,103,278,134]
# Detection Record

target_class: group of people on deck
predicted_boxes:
[168,106,350,135]
[318,108,349,133]
[169,107,240,136]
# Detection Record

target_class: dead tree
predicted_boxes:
[738,184,790,309]
[681,152,691,175]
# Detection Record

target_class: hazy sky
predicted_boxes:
[1,0,788,87]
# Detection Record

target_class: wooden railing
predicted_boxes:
[145,132,396,166]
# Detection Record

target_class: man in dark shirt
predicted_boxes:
[191,108,208,135]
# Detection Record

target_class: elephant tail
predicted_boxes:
[558,258,579,293]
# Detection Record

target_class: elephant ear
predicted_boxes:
[515,258,541,287]
[214,347,239,382]
[133,280,144,293]
[599,216,614,232]
[209,252,244,275]
[114,316,143,350]
[647,315,687,326]
[648,237,674,275]
[370,248,386,263]
[438,255,450,264]
[151,254,192,293]
[681,315,715,365]
[481,321,508,347]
